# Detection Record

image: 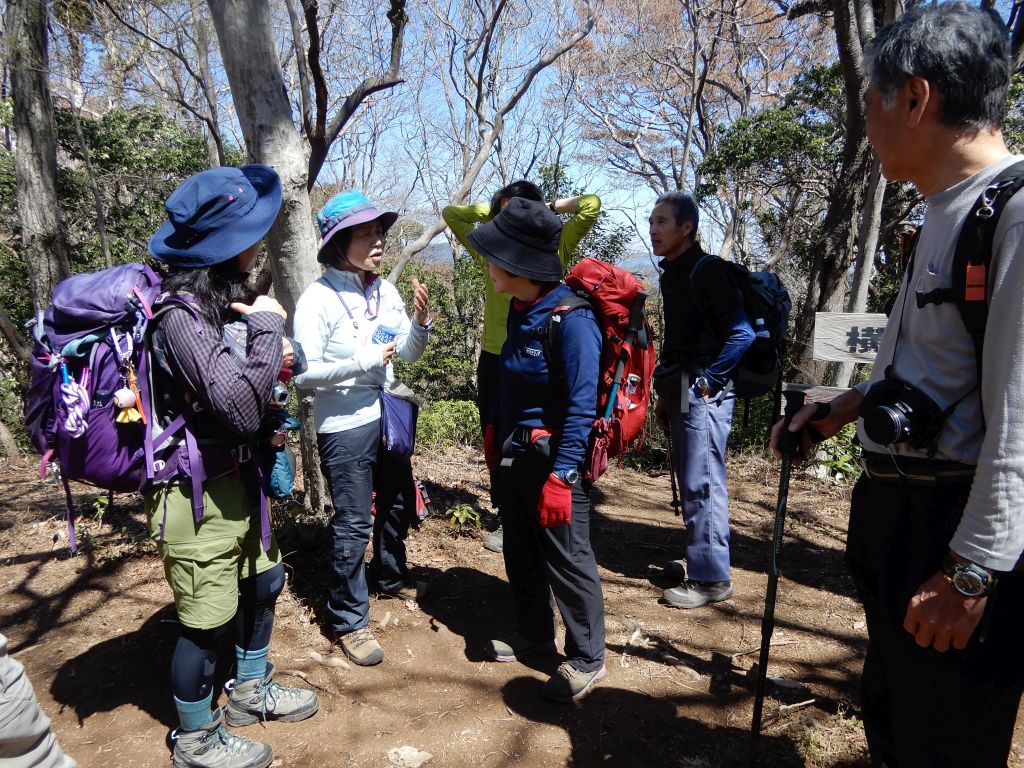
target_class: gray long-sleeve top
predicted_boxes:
[857,154,1024,571]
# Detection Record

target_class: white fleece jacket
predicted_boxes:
[293,267,429,434]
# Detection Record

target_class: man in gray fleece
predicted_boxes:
[772,4,1024,766]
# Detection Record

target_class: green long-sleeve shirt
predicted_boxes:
[442,194,601,354]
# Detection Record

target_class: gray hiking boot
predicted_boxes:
[339,626,384,666]
[171,708,273,768]
[483,525,504,553]
[542,662,607,703]
[224,662,319,727]
[662,580,733,609]
[488,634,557,663]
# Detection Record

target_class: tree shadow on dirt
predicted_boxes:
[3,545,154,655]
[281,474,497,645]
[500,676,869,767]
[49,603,239,734]
[415,565,564,675]
[588,484,858,601]
[50,604,182,730]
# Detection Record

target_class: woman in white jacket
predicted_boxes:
[293,190,430,666]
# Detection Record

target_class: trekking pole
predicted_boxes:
[750,389,806,766]
[665,428,681,515]
[602,291,650,419]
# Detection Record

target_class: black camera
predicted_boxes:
[859,369,945,450]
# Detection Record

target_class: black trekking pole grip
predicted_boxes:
[750,390,806,765]
[627,291,650,335]
[774,390,807,458]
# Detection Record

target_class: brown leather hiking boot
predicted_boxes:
[339,626,384,666]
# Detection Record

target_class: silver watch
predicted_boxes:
[942,554,996,597]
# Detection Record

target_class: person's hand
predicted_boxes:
[231,295,286,320]
[380,341,397,366]
[538,473,572,527]
[282,338,294,369]
[769,389,862,465]
[412,277,430,326]
[903,571,987,652]
[654,396,670,434]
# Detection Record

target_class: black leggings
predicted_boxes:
[171,563,285,702]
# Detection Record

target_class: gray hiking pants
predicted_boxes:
[0,634,75,768]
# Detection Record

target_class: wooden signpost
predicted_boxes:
[784,312,888,402]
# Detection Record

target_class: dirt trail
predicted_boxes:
[1,449,1021,767]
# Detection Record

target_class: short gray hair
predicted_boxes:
[864,2,1010,131]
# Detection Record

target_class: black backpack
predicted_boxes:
[690,255,792,398]
[915,159,1024,389]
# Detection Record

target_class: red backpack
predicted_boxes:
[547,258,656,481]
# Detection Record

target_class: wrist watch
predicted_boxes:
[694,374,712,398]
[549,202,558,214]
[554,469,579,485]
[942,553,996,597]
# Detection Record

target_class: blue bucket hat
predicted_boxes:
[148,165,282,268]
[316,189,398,262]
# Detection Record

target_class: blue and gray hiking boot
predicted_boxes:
[224,662,319,727]
[171,708,272,768]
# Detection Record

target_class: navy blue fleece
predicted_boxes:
[497,284,601,474]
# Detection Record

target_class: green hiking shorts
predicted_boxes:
[145,475,281,630]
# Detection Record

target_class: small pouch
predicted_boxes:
[380,381,421,457]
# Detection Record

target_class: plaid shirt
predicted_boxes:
[156,307,284,438]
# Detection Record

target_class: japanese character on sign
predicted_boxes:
[846,326,885,354]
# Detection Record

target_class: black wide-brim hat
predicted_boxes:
[467,198,563,282]
[148,165,283,268]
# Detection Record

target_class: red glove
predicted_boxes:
[538,473,573,527]
[484,424,499,474]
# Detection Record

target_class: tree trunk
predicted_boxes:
[207,0,327,518]
[6,0,72,311]
[788,0,875,386]
[192,7,224,167]
[835,158,885,386]
[0,419,21,460]
[71,105,113,268]
[0,304,32,365]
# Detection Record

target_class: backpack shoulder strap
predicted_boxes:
[952,159,1024,386]
[687,251,717,282]
[546,293,594,360]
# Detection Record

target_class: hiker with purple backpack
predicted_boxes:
[145,166,318,768]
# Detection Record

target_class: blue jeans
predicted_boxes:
[670,388,735,582]
[318,420,415,636]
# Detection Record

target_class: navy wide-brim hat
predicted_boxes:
[467,198,563,281]
[148,165,283,268]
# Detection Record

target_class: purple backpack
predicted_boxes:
[24,263,207,552]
